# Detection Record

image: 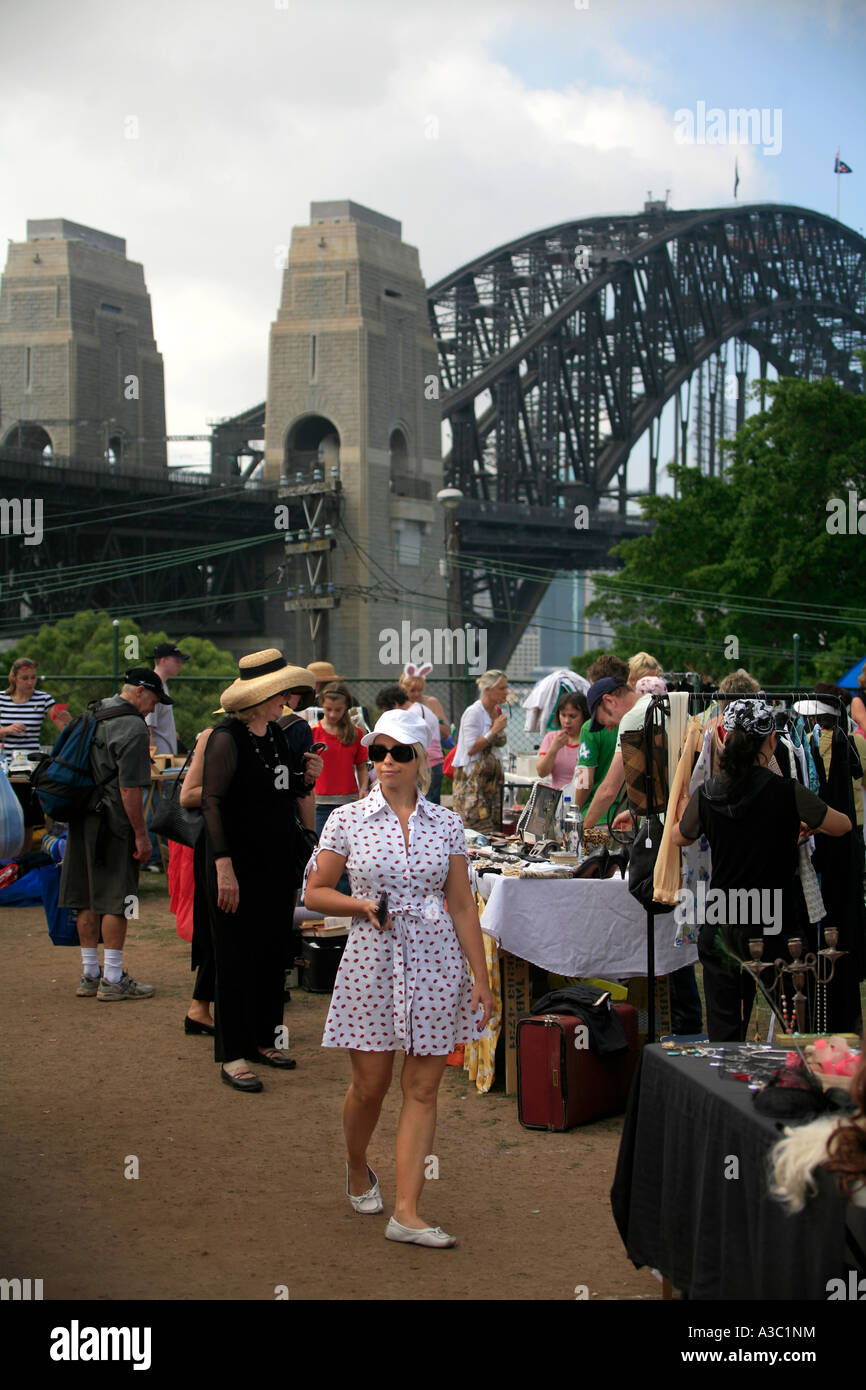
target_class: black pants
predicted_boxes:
[211,908,286,1063]
[698,924,758,1042]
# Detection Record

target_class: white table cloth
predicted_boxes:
[475,873,697,978]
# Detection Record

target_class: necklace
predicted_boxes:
[245,723,283,778]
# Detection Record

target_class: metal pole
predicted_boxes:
[792,632,800,688]
[112,619,119,692]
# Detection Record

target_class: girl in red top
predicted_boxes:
[314,684,370,838]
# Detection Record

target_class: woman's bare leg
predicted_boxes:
[344,1050,395,1194]
[393,1053,449,1227]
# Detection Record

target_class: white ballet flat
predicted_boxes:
[385,1217,456,1248]
[346,1163,383,1215]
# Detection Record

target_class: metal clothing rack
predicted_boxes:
[640,687,850,1043]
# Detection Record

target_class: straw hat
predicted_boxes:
[308,660,342,684]
[220,651,318,712]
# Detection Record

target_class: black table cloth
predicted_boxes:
[611,1045,850,1299]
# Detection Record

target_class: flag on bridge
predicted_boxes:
[834,152,852,174]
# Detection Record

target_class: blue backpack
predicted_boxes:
[31,702,144,821]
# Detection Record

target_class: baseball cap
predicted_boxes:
[154,642,190,662]
[587,676,620,732]
[361,709,431,750]
[125,667,174,705]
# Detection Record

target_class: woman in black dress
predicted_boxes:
[202,651,318,1092]
[672,698,851,1041]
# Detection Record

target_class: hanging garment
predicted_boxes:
[811,725,866,1031]
[652,716,703,918]
[522,669,589,733]
[681,720,714,915]
[666,692,690,789]
[797,841,826,925]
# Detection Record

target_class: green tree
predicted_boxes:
[3,611,237,750]
[586,376,866,686]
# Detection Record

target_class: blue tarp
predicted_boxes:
[0,864,79,944]
[839,656,866,690]
[0,866,44,906]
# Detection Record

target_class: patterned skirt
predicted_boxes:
[452,752,504,832]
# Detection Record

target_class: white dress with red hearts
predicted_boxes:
[307,783,476,1055]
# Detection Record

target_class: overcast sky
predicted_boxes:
[4,0,865,461]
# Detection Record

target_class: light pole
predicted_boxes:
[436,486,464,718]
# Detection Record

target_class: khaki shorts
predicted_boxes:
[59,812,140,917]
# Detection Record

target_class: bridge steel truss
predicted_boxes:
[427,203,866,664]
[0,448,280,642]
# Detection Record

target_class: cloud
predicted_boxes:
[0,0,789,444]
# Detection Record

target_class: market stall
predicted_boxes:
[611,1042,861,1299]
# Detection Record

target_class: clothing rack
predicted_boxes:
[636,688,850,1042]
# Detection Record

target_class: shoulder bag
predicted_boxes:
[150,749,203,848]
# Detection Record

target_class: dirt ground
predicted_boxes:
[0,881,659,1303]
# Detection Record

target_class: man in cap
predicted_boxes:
[146,642,190,756]
[577,676,638,840]
[62,669,173,1000]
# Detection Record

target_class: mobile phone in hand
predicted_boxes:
[377,891,389,925]
[310,742,327,754]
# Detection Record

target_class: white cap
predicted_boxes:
[361,708,431,750]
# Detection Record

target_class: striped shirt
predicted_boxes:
[0,690,57,752]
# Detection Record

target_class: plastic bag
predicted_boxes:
[0,766,26,858]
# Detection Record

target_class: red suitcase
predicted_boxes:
[516,1005,639,1130]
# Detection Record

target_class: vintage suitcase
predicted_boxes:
[516,1004,639,1130]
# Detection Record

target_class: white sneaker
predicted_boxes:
[385,1217,456,1247]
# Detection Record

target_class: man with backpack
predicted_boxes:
[58,668,173,1001]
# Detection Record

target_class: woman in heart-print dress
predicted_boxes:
[304,707,494,1249]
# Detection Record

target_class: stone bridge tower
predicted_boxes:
[0,219,166,472]
[265,200,446,680]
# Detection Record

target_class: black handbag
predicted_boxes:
[626,696,669,916]
[626,813,666,914]
[150,752,203,848]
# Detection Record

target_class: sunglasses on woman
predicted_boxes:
[368,743,417,763]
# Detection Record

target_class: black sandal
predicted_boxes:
[220,1065,263,1092]
[256,1048,297,1070]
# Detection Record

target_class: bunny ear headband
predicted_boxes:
[403,662,433,679]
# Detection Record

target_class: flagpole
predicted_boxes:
[836,144,841,219]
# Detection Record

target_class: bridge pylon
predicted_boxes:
[266,201,447,676]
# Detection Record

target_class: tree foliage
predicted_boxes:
[3,610,237,750]
[585,376,866,687]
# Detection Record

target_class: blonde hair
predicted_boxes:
[628,651,662,688]
[413,743,431,794]
[719,668,760,696]
[477,669,508,693]
[7,658,36,696]
[400,671,425,694]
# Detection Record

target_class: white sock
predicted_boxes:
[81,947,99,978]
[103,949,124,984]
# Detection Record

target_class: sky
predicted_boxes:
[3,0,865,463]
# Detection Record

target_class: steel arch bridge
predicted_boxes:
[427,203,866,664]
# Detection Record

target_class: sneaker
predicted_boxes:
[96,971,156,1001]
[76,968,102,998]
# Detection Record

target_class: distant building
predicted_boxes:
[0,219,166,471]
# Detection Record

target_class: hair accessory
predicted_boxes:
[635,675,668,696]
[403,662,433,680]
[722,698,775,737]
